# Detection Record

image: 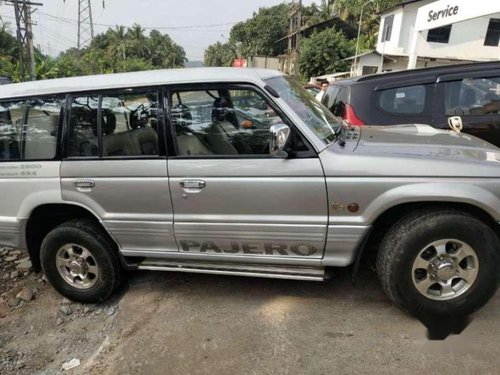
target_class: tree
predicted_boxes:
[148,30,186,68]
[299,28,355,79]
[204,42,234,67]
[332,0,400,50]
[229,4,288,57]
[107,25,129,68]
[127,24,149,59]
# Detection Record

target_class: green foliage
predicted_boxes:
[229,4,288,57]
[332,0,400,51]
[299,28,355,79]
[204,3,288,66]
[0,23,186,82]
[204,42,235,67]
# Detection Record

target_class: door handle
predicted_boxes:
[180,179,206,189]
[74,179,95,192]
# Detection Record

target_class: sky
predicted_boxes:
[1,0,317,61]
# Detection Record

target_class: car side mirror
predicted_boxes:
[269,124,290,158]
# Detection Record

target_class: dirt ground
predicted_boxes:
[0,248,499,375]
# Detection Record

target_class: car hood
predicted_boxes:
[320,124,500,177]
[355,124,497,161]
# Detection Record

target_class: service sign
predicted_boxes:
[415,0,500,31]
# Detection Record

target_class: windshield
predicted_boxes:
[266,76,340,145]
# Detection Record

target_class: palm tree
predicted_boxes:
[148,30,186,68]
[127,23,149,59]
[107,25,129,69]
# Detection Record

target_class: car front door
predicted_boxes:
[434,72,500,147]
[166,84,328,263]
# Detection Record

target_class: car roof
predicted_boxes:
[351,61,500,85]
[0,68,284,100]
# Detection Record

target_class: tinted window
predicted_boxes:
[324,84,341,110]
[427,25,452,43]
[382,15,394,42]
[445,77,500,116]
[171,87,283,156]
[0,100,24,160]
[101,91,159,157]
[485,18,500,47]
[379,85,426,114]
[325,85,348,117]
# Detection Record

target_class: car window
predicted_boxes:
[445,77,500,116]
[24,97,63,160]
[68,90,159,158]
[101,91,159,157]
[0,98,62,161]
[0,100,25,160]
[68,96,99,157]
[170,87,283,156]
[265,76,339,145]
[379,85,426,114]
[324,85,341,111]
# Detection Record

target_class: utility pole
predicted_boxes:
[287,0,302,77]
[4,0,42,81]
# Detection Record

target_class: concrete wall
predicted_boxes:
[247,56,280,71]
[353,53,472,76]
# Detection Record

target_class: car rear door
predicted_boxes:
[60,88,178,255]
[166,83,328,263]
[434,70,500,147]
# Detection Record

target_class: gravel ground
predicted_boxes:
[0,248,499,374]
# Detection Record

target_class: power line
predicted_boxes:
[37,11,239,30]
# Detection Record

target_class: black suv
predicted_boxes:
[322,61,500,147]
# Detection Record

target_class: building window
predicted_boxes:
[362,66,378,75]
[381,15,394,42]
[485,18,500,47]
[427,25,452,43]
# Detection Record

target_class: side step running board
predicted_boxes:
[138,259,326,281]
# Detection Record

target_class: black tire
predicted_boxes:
[377,209,499,316]
[40,219,123,303]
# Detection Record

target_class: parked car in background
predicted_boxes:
[322,61,500,147]
[0,77,11,85]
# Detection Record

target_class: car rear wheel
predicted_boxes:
[41,219,123,303]
[377,209,499,316]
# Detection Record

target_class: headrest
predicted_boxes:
[212,97,228,122]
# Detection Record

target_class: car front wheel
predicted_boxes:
[377,209,499,316]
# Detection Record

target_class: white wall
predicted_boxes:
[376,1,500,61]
[352,54,383,76]
[352,53,473,76]
[417,13,500,60]
[376,8,404,55]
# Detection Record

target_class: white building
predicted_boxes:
[349,0,500,76]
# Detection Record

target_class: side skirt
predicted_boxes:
[137,258,326,282]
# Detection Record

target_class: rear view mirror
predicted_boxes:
[269,124,290,158]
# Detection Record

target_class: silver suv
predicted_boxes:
[0,68,498,316]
